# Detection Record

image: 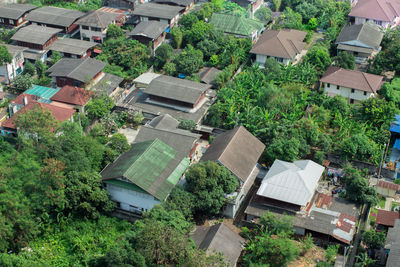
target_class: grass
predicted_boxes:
[378,197,386,209]
[392,202,400,211]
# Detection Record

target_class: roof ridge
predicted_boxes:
[94,10,105,28]
[67,58,88,81]
[218,126,242,164]
[361,72,374,92]
[146,125,197,139]
[376,0,391,20]
[276,33,292,58]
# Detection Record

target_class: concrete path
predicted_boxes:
[385,198,393,211]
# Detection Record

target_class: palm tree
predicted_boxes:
[355,252,376,267]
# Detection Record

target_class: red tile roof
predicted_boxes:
[2,102,75,130]
[378,180,400,191]
[376,209,400,227]
[50,86,92,106]
[11,93,39,105]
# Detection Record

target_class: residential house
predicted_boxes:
[50,86,92,112]
[131,3,184,28]
[250,29,307,66]
[320,67,384,104]
[201,126,266,218]
[191,223,245,267]
[231,0,264,15]
[376,209,400,231]
[349,0,400,28]
[209,13,264,41]
[153,0,195,12]
[0,3,37,28]
[11,25,62,62]
[0,44,25,84]
[25,6,84,35]
[385,219,400,266]
[336,23,383,63]
[92,73,124,101]
[49,38,97,59]
[133,72,161,88]
[77,10,124,43]
[377,180,400,197]
[198,67,222,88]
[47,58,106,88]
[101,138,190,214]
[245,160,360,245]
[128,21,168,51]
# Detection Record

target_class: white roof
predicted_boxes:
[257,160,324,206]
[133,72,161,86]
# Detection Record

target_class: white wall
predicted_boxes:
[0,51,24,84]
[323,82,374,102]
[105,183,161,213]
[255,54,290,67]
[80,25,107,43]
[354,17,390,28]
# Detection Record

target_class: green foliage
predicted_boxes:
[85,95,114,120]
[255,7,273,22]
[379,78,400,105]
[334,51,355,70]
[362,229,386,249]
[185,161,238,216]
[306,18,318,31]
[370,27,400,74]
[259,211,295,235]
[342,165,378,205]
[178,119,197,131]
[354,252,375,267]
[325,245,338,263]
[303,44,332,74]
[197,39,220,60]
[271,0,282,11]
[179,13,199,29]
[143,205,193,234]
[163,62,177,76]
[164,185,196,220]
[12,73,33,93]
[50,51,62,66]
[0,46,12,64]
[183,20,213,46]
[276,7,304,30]
[22,61,35,76]
[222,1,248,17]
[0,27,16,44]
[316,262,334,267]
[171,27,183,49]
[339,134,380,163]
[301,233,314,253]
[154,43,173,70]
[106,24,124,39]
[174,45,204,76]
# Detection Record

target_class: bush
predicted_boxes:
[325,245,338,263]
[313,151,325,165]
[178,119,197,131]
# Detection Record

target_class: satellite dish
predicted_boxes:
[393,206,400,212]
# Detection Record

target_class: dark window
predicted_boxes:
[73,80,81,87]
[336,85,339,90]
[116,201,121,207]
[351,89,355,93]
[82,25,89,30]
[327,83,330,88]
[364,91,367,96]
[350,99,354,104]
[92,27,102,32]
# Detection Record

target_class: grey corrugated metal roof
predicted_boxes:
[0,3,37,20]
[0,44,26,57]
[129,21,168,40]
[11,25,62,45]
[131,3,184,20]
[147,114,180,130]
[198,67,221,85]
[153,0,194,7]
[257,160,324,206]
[94,73,123,96]
[47,58,106,83]
[49,38,96,55]
[25,6,84,27]
[76,10,120,28]
[145,75,211,105]
[336,23,383,50]
[386,220,400,267]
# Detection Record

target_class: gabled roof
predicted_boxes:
[153,0,194,7]
[198,67,222,85]
[25,6,84,27]
[50,86,92,106]
[101,139,187,201]
[250,29,307,59]
[349,0,400,22]
[376,209,400,227]
[320,67,384,93]
[49,38,96,56]
[76,10,120,28]
[0,3,37,20]
[10,93,38,105]
[201,126,265,182]
[131,3,184,20]
[378,180,400,191]
[147,114,180,130]
[257,160,324,206]
[336,23,383,50]
[0,44,26,57]
[192,223,245,267]
[47,58,106,83]
[2,101,75,130]
[11,25,62,45]
[209,13,264,37]
[129,21,168,40]
[93,73,123,96]
[145,75,211,105]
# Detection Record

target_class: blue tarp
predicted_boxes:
[390,114,400,134]
[165,27,170,33]
[394,139,400,150]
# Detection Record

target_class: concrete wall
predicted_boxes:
[376,187,396,198]
[322,82,374,102]
[0,51,24,84]
[80,25,107,43]
[255,54,291,66]
[354,17,390,28]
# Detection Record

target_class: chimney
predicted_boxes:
[23,95,28,106]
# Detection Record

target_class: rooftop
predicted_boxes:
[24,85,60,102]
[50,86,92,106]
[93,73,123,96]
[49,38,96,56]
[128,21,168,40]
[153,0,194,7]
[11,25,62,45]
[336,23,383,50]
[131,3,184,20]
[198,67,222,86]
[377,180,400,191]
[320,67,384,93]
[0,3,37,20]
[386,219,400,266]
[0,44,26,57]
[376,209,400,227]
[76,10,121,28]
[25,6,84,27]
[209,13,264,37]
[349,0,400,22]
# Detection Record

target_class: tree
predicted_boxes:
[271,0,282,11]
[34,59,47,78]
[262,57,282,81]
[259,211,295,235]
[183,20,213,45]
[355,252,375,267]
[255,7,273,22]
[164,186,196,220]
[143,205,193,234]
[325,245,338,263]
[276,7,304,30]
[12,73,33,93]
[22,61,35,76]
[178,119,196,131]
[196,39,220,60]
[50,51,62,66]
[0,46,12,64]
[339,134,379,163]
[185,161,238,216]
[107,133,130,155]
[106,24,124,39]
[334,51,355,70]
[303,44,332,74]
[154,43,173,70]
[179,13,199,29]
[171,27,183,49]
[85,95,114,119]
[163,62,176,76]
[295,2,319,22]
[379,78,400,105]
[174,45,204,76]
[362,229,386,250]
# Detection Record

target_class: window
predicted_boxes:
[276,57,283,63]
[0,18,4,23]
[327,83,330,88]
[116,201,121,208]
[91,27,102,32]
[82,25,89,30]
[350,99,354,104]
[364,91,367,96]
[351,89,355,93]
[336,85,339,90]
[9,19,14,25]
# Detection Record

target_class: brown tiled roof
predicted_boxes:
[50,86,92,106]
[250,29,307,59]
[201,126,265,182]
[2,102,75,130]
[11,93,39,105]
[349,0,400,22]
[315,193,333,209]
[376,209,400,227]
[320,66,384,93]
[378,180,400,191]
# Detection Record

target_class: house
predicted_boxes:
[0,3,37,28]
[349,0,400,28]
[133,72,161,88]
[231,0,264,15]
[11,25,61,62]
[201,126,265,218]
[92,73,124,101]
[191,223,245,267]
[25,6,84,35]
[209,13,264,41]
[76,10,124,43]
[131,3,184,28]
[49,38,97,59]
[198,67,222,88]
[128,21,168,51]
[50,86,92,112]
[153,0,195,12]
[1,98,75,136]
[376,209,400,231]
[0,44,25,84]
[250,29,307,66]
[47,58,106,88]
[320,67,384,104]
[385,219,400,266]
[101,138,190,214]
[135,114,201,160]
[106,0,137,10]
[377,180,400,197]
[336,23,383,63]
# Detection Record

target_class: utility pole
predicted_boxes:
[378,143,387,178]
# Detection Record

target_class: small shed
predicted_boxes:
[377,180,400,198]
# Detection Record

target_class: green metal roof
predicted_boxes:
[24,85,60,100]
[101,139,184,201]
[210,13,264,37]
